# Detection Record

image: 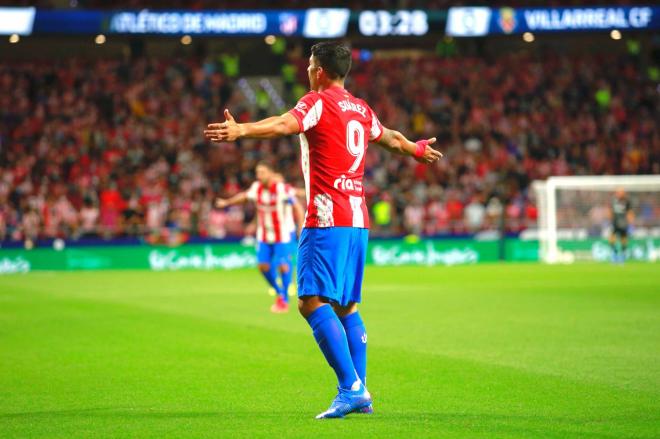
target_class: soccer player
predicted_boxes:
[215,162,301,313]
[205,41,442,418]
[609,188,634,263]
[267,172,303,297]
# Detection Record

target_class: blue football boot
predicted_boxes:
[315,383,372,419]
[354,404,373,414]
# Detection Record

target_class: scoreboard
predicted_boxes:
[1,6,657,38]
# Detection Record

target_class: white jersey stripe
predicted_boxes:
[349,195,364,228]
[300,133,311,223]
[262,189,274,243]
[274,182,287,241]
[251,181,292,244]
[276,188,287,239]
[302,99,323,131]
[284,186,296,234]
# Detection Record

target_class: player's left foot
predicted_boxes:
[315,383,371,419]
[270,296,289,313]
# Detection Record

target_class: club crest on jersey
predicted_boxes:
[334,175,362,193]
[338,100,367,118]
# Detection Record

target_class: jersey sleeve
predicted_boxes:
[285,184,296,204]
[288,92,323,133]
[275,183,292,205]
[367,104,384,142]
[245,182,259,201]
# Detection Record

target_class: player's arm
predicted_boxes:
[627,207,635,224]
[376,127,442,164]
[294,187,306,199]
[205,109,300,142]
[215,191,248,209]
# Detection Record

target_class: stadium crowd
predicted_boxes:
[1,48,658,243]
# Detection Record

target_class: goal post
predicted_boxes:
[532,175,660,263]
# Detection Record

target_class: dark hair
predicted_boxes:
[255,160,274,171]
[310,41,352,80]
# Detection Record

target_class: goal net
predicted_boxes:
[532,175,660,263]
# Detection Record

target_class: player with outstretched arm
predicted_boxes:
[215,162,303,313]
[205,41,442,418]
[268,172,303,298]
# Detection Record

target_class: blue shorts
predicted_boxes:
[297,227,369,307]
[256,241,289,267]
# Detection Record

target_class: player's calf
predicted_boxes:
[278,263,292,303]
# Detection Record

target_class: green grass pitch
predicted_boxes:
[1,263,659,438]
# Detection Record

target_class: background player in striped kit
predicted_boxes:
[266,173,303,298]
[215,162,303,313]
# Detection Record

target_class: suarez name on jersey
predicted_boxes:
[246,181,294,243]
[288,86,383,229]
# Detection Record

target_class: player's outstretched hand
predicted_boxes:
[215,198,229,209]
[414,137,443,164]
[205,109,241,143]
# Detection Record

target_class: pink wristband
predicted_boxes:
[414,140,428,158]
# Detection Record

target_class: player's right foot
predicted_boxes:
[270,296,289,313]
[354,404,373,414]
[315,383,371,419]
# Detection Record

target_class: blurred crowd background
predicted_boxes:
[1,6,659,244]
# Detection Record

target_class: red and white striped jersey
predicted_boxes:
[288,85,383,229]
[283,183,297,236]
[246,181,294,244]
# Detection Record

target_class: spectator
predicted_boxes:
[0,48,657,242]
[464,195,486,232]
[79,198,100,238]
